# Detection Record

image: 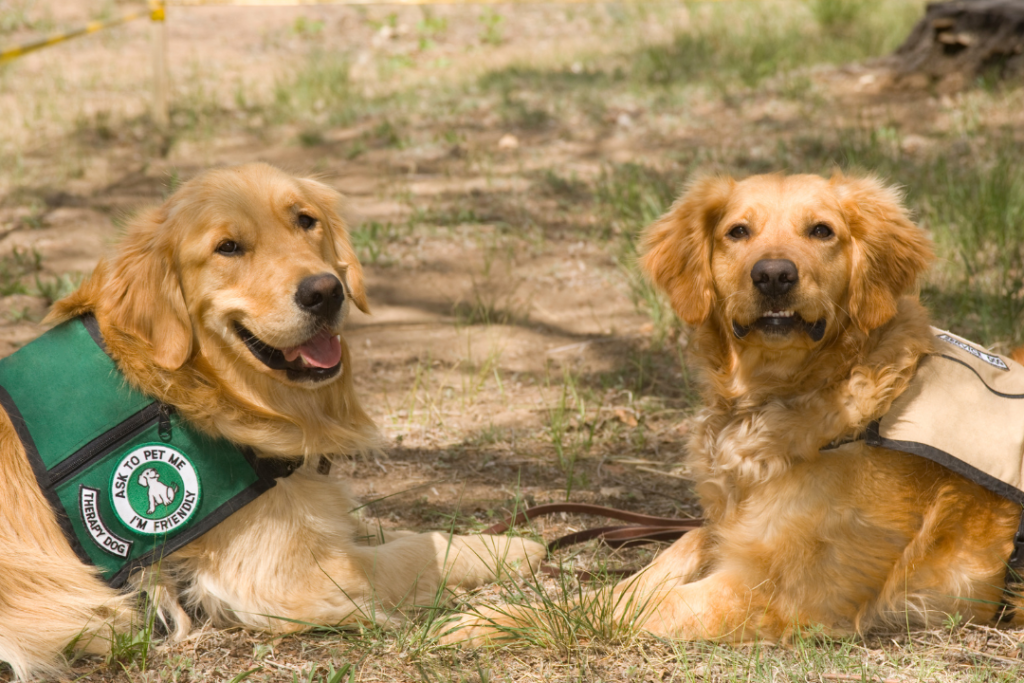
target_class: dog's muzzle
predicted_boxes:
[732,259,826,341]
[235,323,343,382]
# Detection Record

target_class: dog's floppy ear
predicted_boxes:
[639,175,734,325]
[51,207,193,370]
[300,178,370,314]
[832,173,934,333]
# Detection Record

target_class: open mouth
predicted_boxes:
[234,322,343,382]
[732,311,826,342]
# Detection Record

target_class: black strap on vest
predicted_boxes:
[254,456,301,480]
[252,455,331,480]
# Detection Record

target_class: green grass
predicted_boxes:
[272,49,360,128]
[0,247,42,296]
[452,285,530,327]
[916,140,1024,346]
[369,118,405,149]
[478,9,505,47]
[497,92,554,132]
[545,369,596,501]
[349,220,406,266]
[472,0,923,126]
[478,65,620,96]
[632,0,921,90]
[537,170,591,204]
[34,271,82,305]
[0,0,55,36]
[0,245,81,307]
[594,163,686,345]
[474,1,922,98]
[415,10,448,51]
[105,591,160,673]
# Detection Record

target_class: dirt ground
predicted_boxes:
[0,0,703,533]
[3,0,1024,681]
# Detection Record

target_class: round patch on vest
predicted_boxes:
[110,444,201,536]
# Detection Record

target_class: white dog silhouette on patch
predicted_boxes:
[137,468,179,514]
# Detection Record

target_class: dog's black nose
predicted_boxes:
[295,273,345,320]
[751,259,799,297]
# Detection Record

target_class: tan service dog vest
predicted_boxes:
[864,328,1024,619]
[866,328,1024,506]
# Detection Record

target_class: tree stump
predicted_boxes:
[891,0,1024,90]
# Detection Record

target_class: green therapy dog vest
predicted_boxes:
[0,316,288,588]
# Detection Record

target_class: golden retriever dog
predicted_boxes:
[0,163,544,678]
[447,171,1024,644]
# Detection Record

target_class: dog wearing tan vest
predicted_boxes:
[447,171,1024,644]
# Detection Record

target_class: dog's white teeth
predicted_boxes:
[764,311,795,318]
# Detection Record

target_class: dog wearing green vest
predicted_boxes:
[0,163,545,679]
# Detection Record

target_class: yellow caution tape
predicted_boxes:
[0,7,156,65]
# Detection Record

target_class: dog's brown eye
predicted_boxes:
[297,214,317,231]
[216,240,242,256]
[727,225,750,240]
[809,223,834,240]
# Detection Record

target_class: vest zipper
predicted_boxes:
[48,402,164,487]
[158,403,174,441]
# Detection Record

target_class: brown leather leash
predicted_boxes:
[483,502,703,580]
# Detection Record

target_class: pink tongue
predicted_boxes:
[282,330,341,368]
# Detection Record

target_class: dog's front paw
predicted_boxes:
[439,605,539,646]
[490,536,547,579]
[444,535,546,588]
